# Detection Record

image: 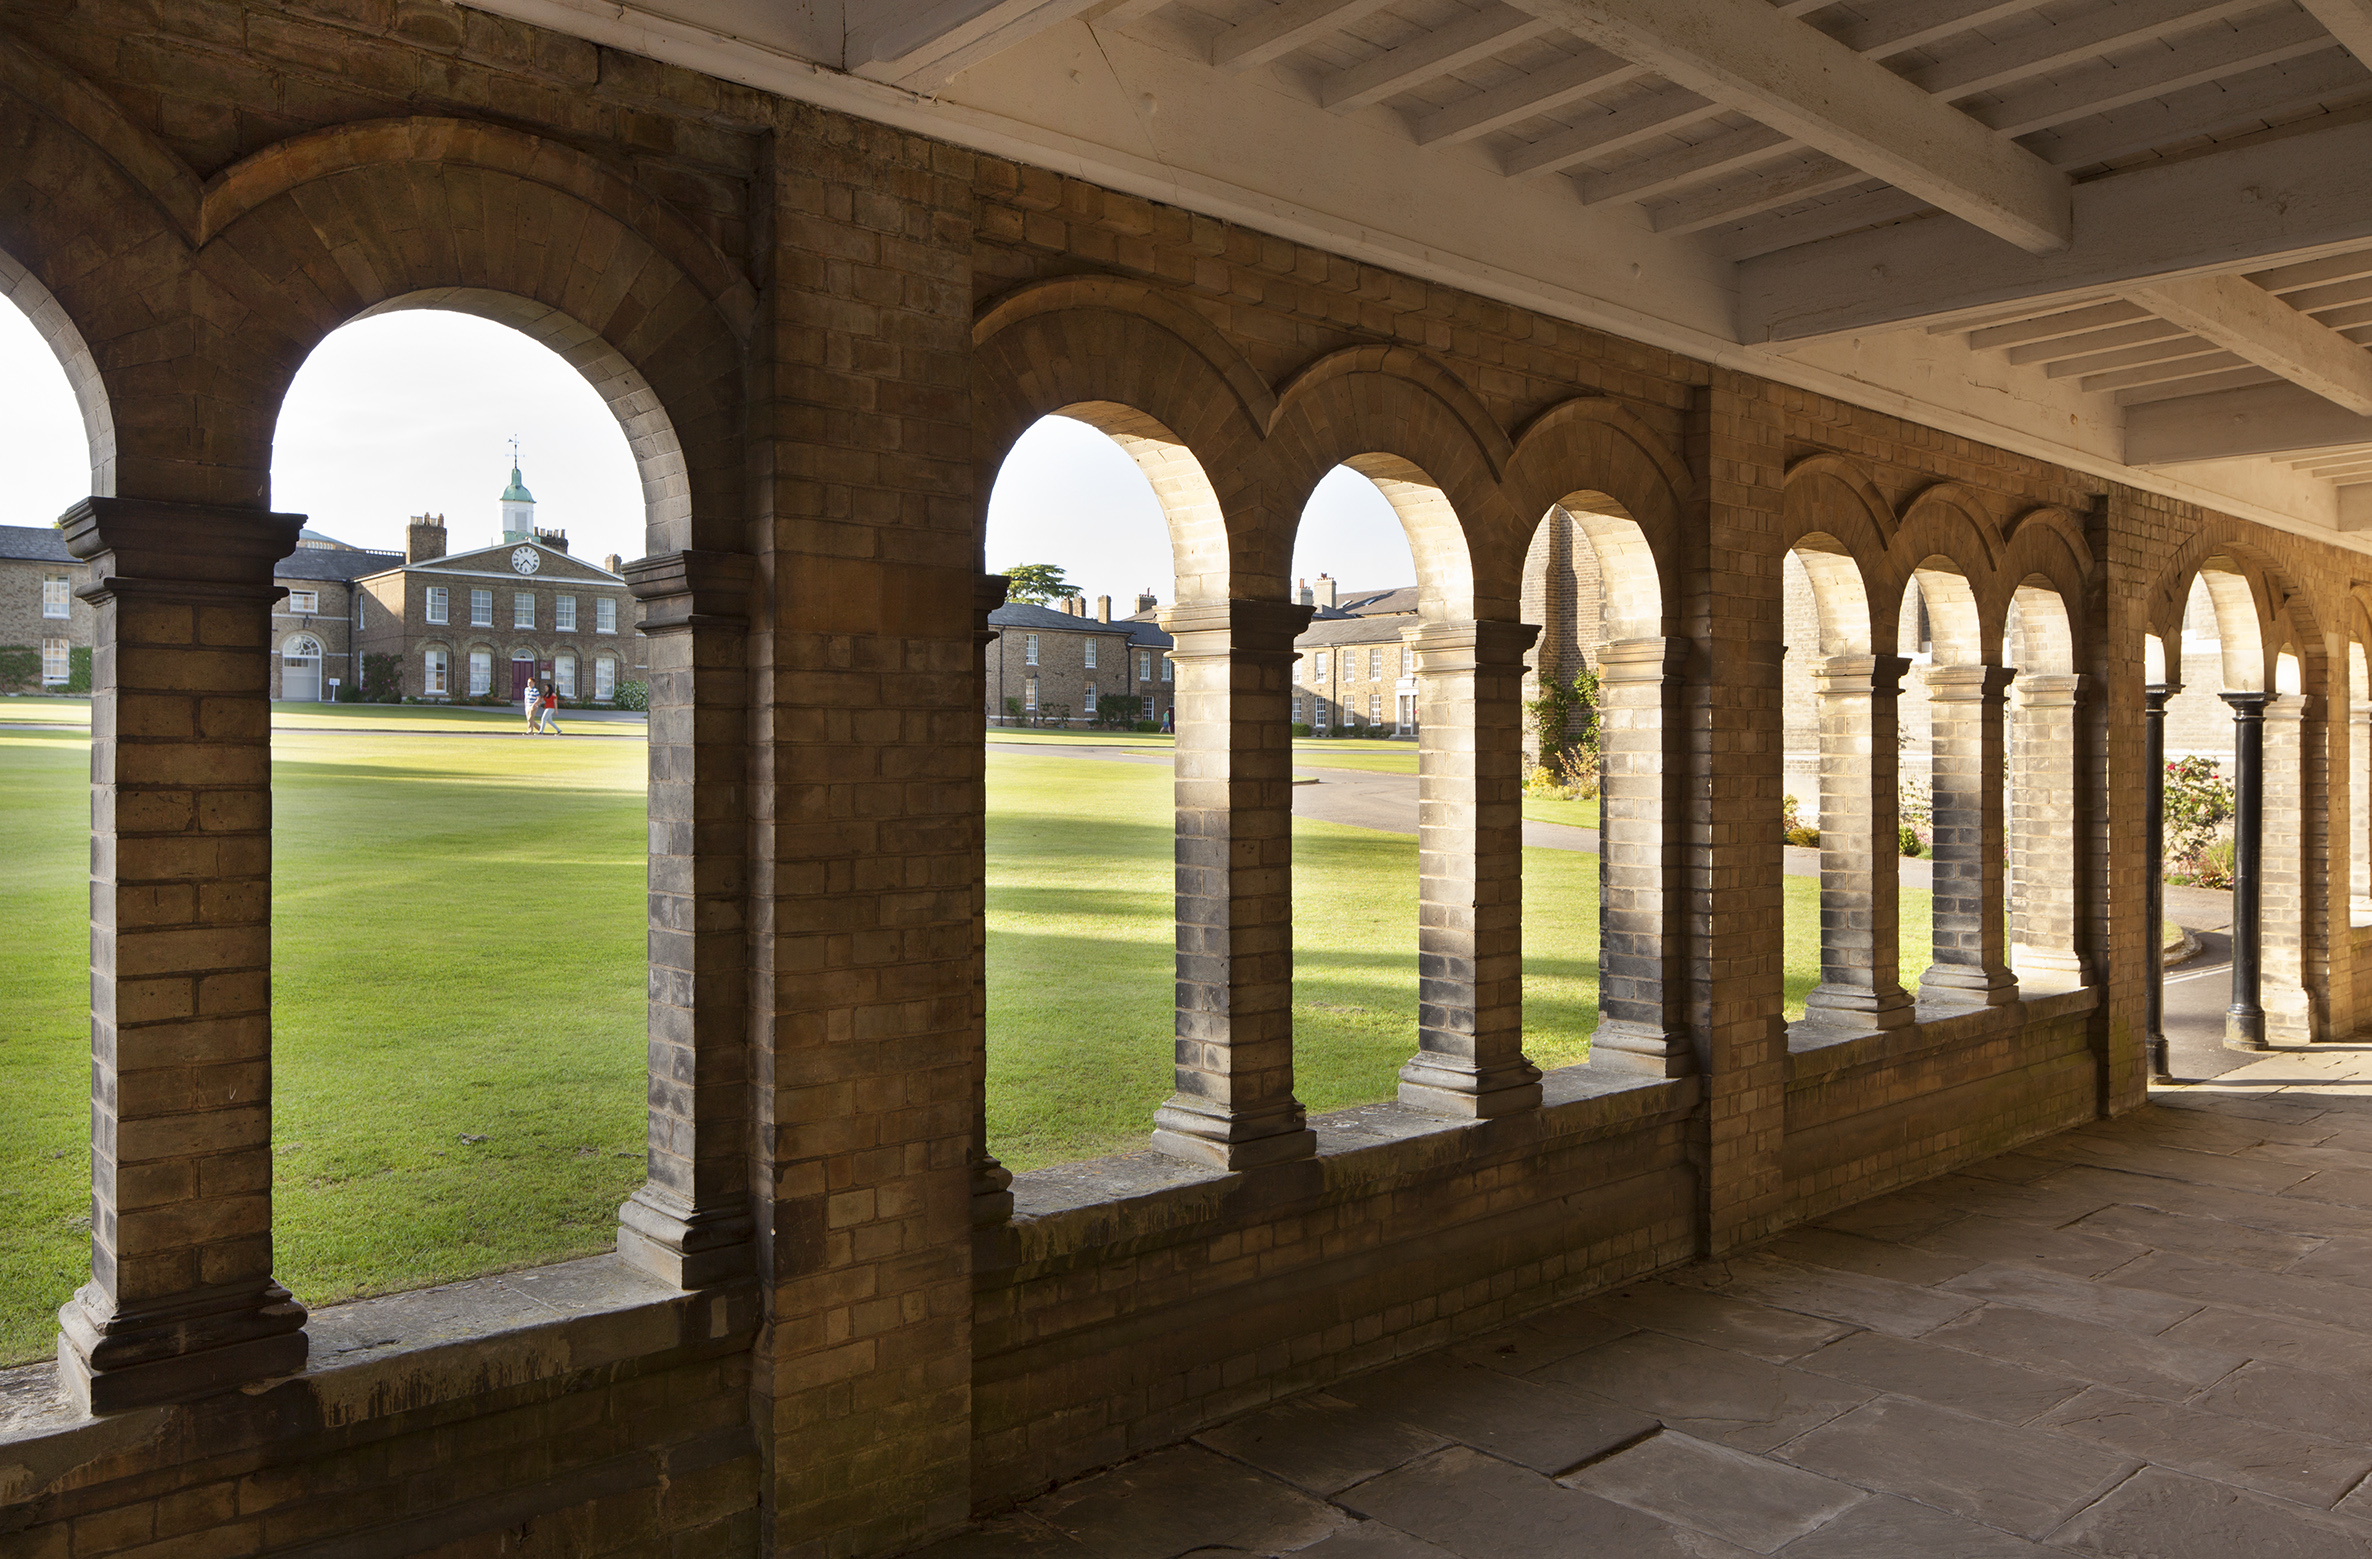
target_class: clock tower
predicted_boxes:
[499,440,536,543]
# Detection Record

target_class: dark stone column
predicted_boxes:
[1397,618,1543,1117]
[1797,653,1914,1038]
[1919,663,2020,1009]
[971,574,1014,1225]
[55,497,309,1414]
[2224,690,2267,1049]
[1591,636,1691,1076]
[1152,598,1317,1168]
[2145,685,2171,1082]
[616,550,756,1288]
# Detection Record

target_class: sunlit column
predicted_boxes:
[1798,653,1914,1036]
[1152,598,1317,1168]
[1591,636,1690,1075]
[2008,672,2086,983]
[1397,618,1543,1116]
[1918,663,2019,1009]
[56,497,309,1413]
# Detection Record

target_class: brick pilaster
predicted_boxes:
[1592,635,1691,1077]
[2262,693,2330,1044]
[54,496,309,1414]
[1919,664,2020,1009]
[1397,618,1542,1117]
[972,574,1014,1225]
[618,549,757,1289]
[1152,597,1319,1167]
[1798,653,1914,1037]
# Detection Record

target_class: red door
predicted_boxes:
[510,657,536,697]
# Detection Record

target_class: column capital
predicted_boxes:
[2144,684,2172,713]
[1400,617,1540,671]
[2262,692,2315,723]
[625,549,755,633]
[975,573,1011,640]
[1920,661,2016,701]
[1595,635,1687,686]
[1158,597,1315,657]
[1811,652,1909,696]
[2220,689,2271,720]
[2013,671,2084,707]
[61,497,304,593]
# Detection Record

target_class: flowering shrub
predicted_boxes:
[2163,755,2234,881]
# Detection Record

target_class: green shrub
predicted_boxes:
[1291,721,1311,738]
[612,680,650,712]
[335,683,363,703]
[360,652,404,703]
[1785,825,1820,849]
[0,646,37,691]
[2188,836,2237,890]
[1899,824,1925,858]
[64,647,90,695]
[1132,719,1158,733]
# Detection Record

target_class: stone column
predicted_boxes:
[1797,653,1914,1037]
[2352,702,2370,915]
[2223,691,2267,1049]
[1152,598,1317,1168]
[1919,664,2019,1009]
[1398,618,1543,1116]
[54,497,308,1414]
[972,575,1014,1225]
[615,551,755,1289]
[2145,686,2171,1082]
[2260,693,2322,1046]
[2008,673,2087,982]
[1592,636,1690,1075]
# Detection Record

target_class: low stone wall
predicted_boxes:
[1783,991,2100,1222]
[1,1259,759,1559]
[970,1068,1700,1506]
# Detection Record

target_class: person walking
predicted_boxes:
[539,684,563,736]
[523,678,541,734]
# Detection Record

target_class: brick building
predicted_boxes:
[1289,576,1422,734]
[0,523,92,691]
[266,530,400,700]
[985,594,1170,724]
[21,6,2372,1559]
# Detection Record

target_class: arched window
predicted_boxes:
[280,634,324,702]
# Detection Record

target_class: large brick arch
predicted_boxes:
[1999,504,2094,671]
[2144,525,2341,695]
[972,291,1271,603]
[0,38,206,500]
[1261,350,1521,619]
[1502,397,1692,639]
[193,119,754,553]
[1892,481,2009,655]
[1782,453,1897,655]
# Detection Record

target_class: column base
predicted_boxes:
[1397,1055,1543,1118]
[972,1155,1015,1228]
[2148,1031,2173,1084]
[2225,1008,2268,1051]
[1919,965,2020,1010]
[1590,1020,1693,1078]
[1798,984,1916,1038]
[1151,1098,1315,1170]
[617,1187,755,1289]
[57,1280,307,1415]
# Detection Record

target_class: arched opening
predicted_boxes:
[977,409,1214,1172]
[2350,639,2370,919]
[263,306,657,1309]
[0,270,110,1364]
[1519,492,1680,1076]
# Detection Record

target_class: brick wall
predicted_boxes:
[0,557,92,688]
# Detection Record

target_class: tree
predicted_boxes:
[1003,562,1080,604]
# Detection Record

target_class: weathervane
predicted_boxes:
[509,434,520,468]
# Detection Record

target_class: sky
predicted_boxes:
[0,302,1417,594]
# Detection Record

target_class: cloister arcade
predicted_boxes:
[10,8,2372,1557]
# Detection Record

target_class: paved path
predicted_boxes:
[923,1047,2372,1559]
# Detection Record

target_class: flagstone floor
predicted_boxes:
[920,1046,2372,1558]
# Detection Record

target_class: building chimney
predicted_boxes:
[1136,589,1158,614]
[602,552,624,576]
[534,525,568,553]
[406,514,446,564]
[1096,594,1111,622]
[1316,573,1337,609]
[1298,577,1313,607]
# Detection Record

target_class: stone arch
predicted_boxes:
[2008,579,2076,676]
[1273,345,1513,478]
[973,274,1276,432]
[1894,483,2005,653]
[197,120,751,552]
[973,300,1267,603]
[1261,359,1516,620]
[1783,456,1895,658]
[1504,398,1691,637]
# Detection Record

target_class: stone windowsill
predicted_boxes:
[998,1062,1698,1267]
[1785,982,2100,1086]
[0,1255,755,1491]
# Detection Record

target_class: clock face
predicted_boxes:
[511,546,540,575]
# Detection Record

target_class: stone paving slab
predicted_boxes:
[916,1050,2372,1559]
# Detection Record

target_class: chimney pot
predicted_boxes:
[1096,594,1111,622]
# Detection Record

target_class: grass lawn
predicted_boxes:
[0,726,646,1364]
[1521,794,1601,832]
[0,696,648,738]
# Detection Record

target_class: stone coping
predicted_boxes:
[0,1256,753,1491]
[998,1064,1697,1267]
[1784,984,2100,1087]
